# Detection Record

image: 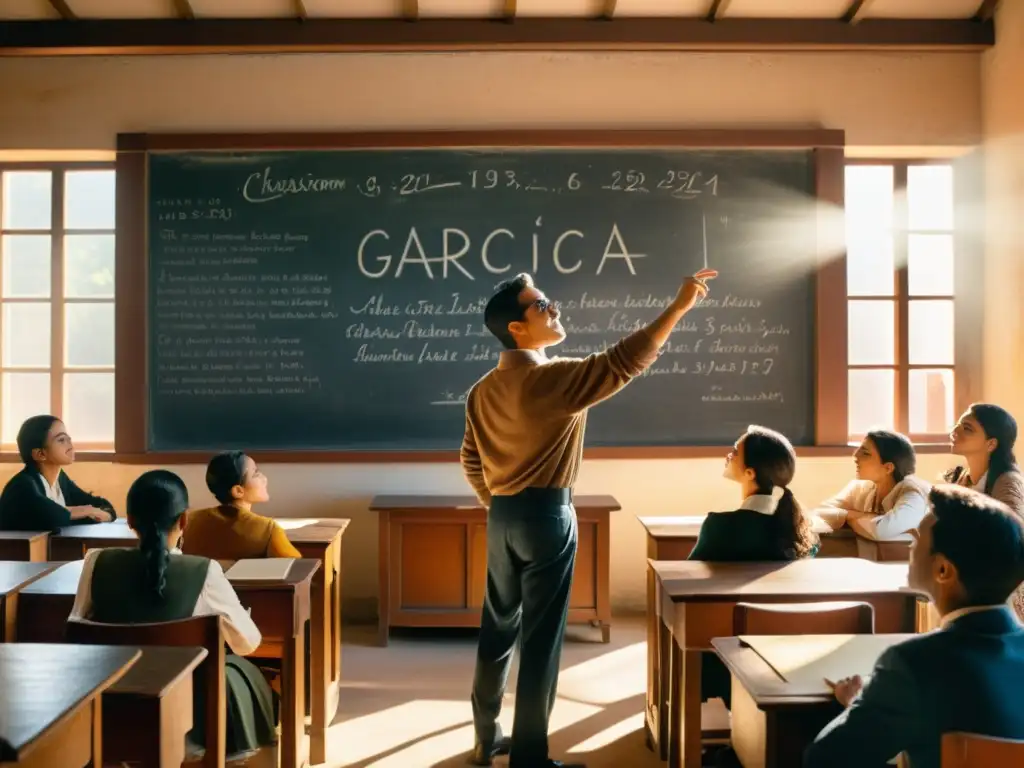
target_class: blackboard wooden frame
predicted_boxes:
[114,129,847,463]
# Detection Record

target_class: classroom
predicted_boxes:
[1,1,1023,767]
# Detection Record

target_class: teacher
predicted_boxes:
[462,267,717,768]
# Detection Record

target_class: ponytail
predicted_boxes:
[773,486,818,559]
[125,469,190,602]
[139,523,170,600]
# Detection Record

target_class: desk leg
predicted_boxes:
[310,563,330,765]
[377,514,390,648]
[667,640,703,768]
[645,566,658,752]
[92,697,103,768]
[281,629,306,768]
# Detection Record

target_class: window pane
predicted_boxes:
[848,300,894,365]
[65,235,115,298]
[1,372,50,444]
[63,372,114,444]
[846,233,894,296]
[2,171,52,230]
[908,165,953,231]
[65,170,115,230]
[908,234,954,296]
[2,303,50,366]
[849,369,895,435]
[2,235,51,298]
[845,165,893,232]
[65,303,114,366]
[909,300,954,365]
[909,368,955,435]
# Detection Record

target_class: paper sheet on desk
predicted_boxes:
[225,559,294,580]
[739,634,894,693]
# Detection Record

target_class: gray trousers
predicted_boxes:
[471,487,578,767]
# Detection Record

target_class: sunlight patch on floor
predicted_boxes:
[566,713,646,753]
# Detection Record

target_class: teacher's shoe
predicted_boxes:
[468,736,511,766]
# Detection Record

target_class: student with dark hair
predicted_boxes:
[0,414,115,531]
[689,425,818,562]
[181,451,300,560]
[463,267,717,768]
[947,403,1024,514]
[805,484,1024,768]
[815,430,930,540]
[69,469,277,757]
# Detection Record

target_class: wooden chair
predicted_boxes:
[65,615,230,768]
[942,732,1024,767]
[732,601,875,635]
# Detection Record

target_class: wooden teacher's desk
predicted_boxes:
[16,558,319,768]
[0,643,140,768]
[649,558,922,768]
[371,493,617,646]
[712,634,915,768]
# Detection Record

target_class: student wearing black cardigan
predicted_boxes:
[0,414,116,531]
[689,425,818,725]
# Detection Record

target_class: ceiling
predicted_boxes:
[0,0,999,54]
[0,0,995,21]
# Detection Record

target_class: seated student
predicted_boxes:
[947,403,1024,515]
[689,425,818,718]
[182,451,300,560]
[0,414,115,531]
[815,430,930,541]
[804,484,1024,768]
[69,469,277,756]
[689,424,819,562]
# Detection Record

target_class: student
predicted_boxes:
[181,451,300,560]
[804,485,1024,768]
[69,469,277,757]
[688,425,819,562]
[946,403,1024,515]
[815,430,930,541]
[689,425,818,719]
[0,414,115,531]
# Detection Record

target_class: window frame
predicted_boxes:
[0,161,117,456]
[842,156,982,448]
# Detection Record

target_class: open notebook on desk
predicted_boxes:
[224,559,294,581]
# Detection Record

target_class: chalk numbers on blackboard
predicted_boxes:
[602,170,648,193]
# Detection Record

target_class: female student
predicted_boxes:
[689,425,818,720]
[689,424,818,562]
[182,451,301,560]
[815,430,930,540]
[947,403,1024,515]
[69,469,277,756]
[0,414,115,531]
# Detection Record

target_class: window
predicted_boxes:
[0,166,116,450]
[844,161,957,443]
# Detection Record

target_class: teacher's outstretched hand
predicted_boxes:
[675,268,719,312]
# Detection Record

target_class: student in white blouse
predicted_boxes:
[68,469,277,756]
[814,430,930,541]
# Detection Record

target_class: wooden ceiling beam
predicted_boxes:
[0,17,995,56]
[171,0,194,20]
[843,0,876,24]
[707,0,732,22]
[47,0,76,19]
[974,0,1000,21]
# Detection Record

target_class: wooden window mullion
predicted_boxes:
[894,163,909,435]
[51,170,64,417]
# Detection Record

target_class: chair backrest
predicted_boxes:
[942,732,1024,767]
[66,614,226,768]
[732,601,875,635]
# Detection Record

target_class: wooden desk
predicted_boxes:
[650,558,922,768]
[16,558,320,768]
[0,533,49,563]
[0,561,61,642]
[371,493,617,646]
[102,646,208,768]
[712,634,914,768]
[0,643,140,768]
[48,521,136,560]
[281,519,349,766]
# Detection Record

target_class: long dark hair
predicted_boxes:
[946,403,1019,493]
[16,414,60,467]
[205,451,249,505]
[743,425,817,558]
[865,429,917,483]
[126,470,190,601]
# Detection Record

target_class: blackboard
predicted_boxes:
[146,146,818,451]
